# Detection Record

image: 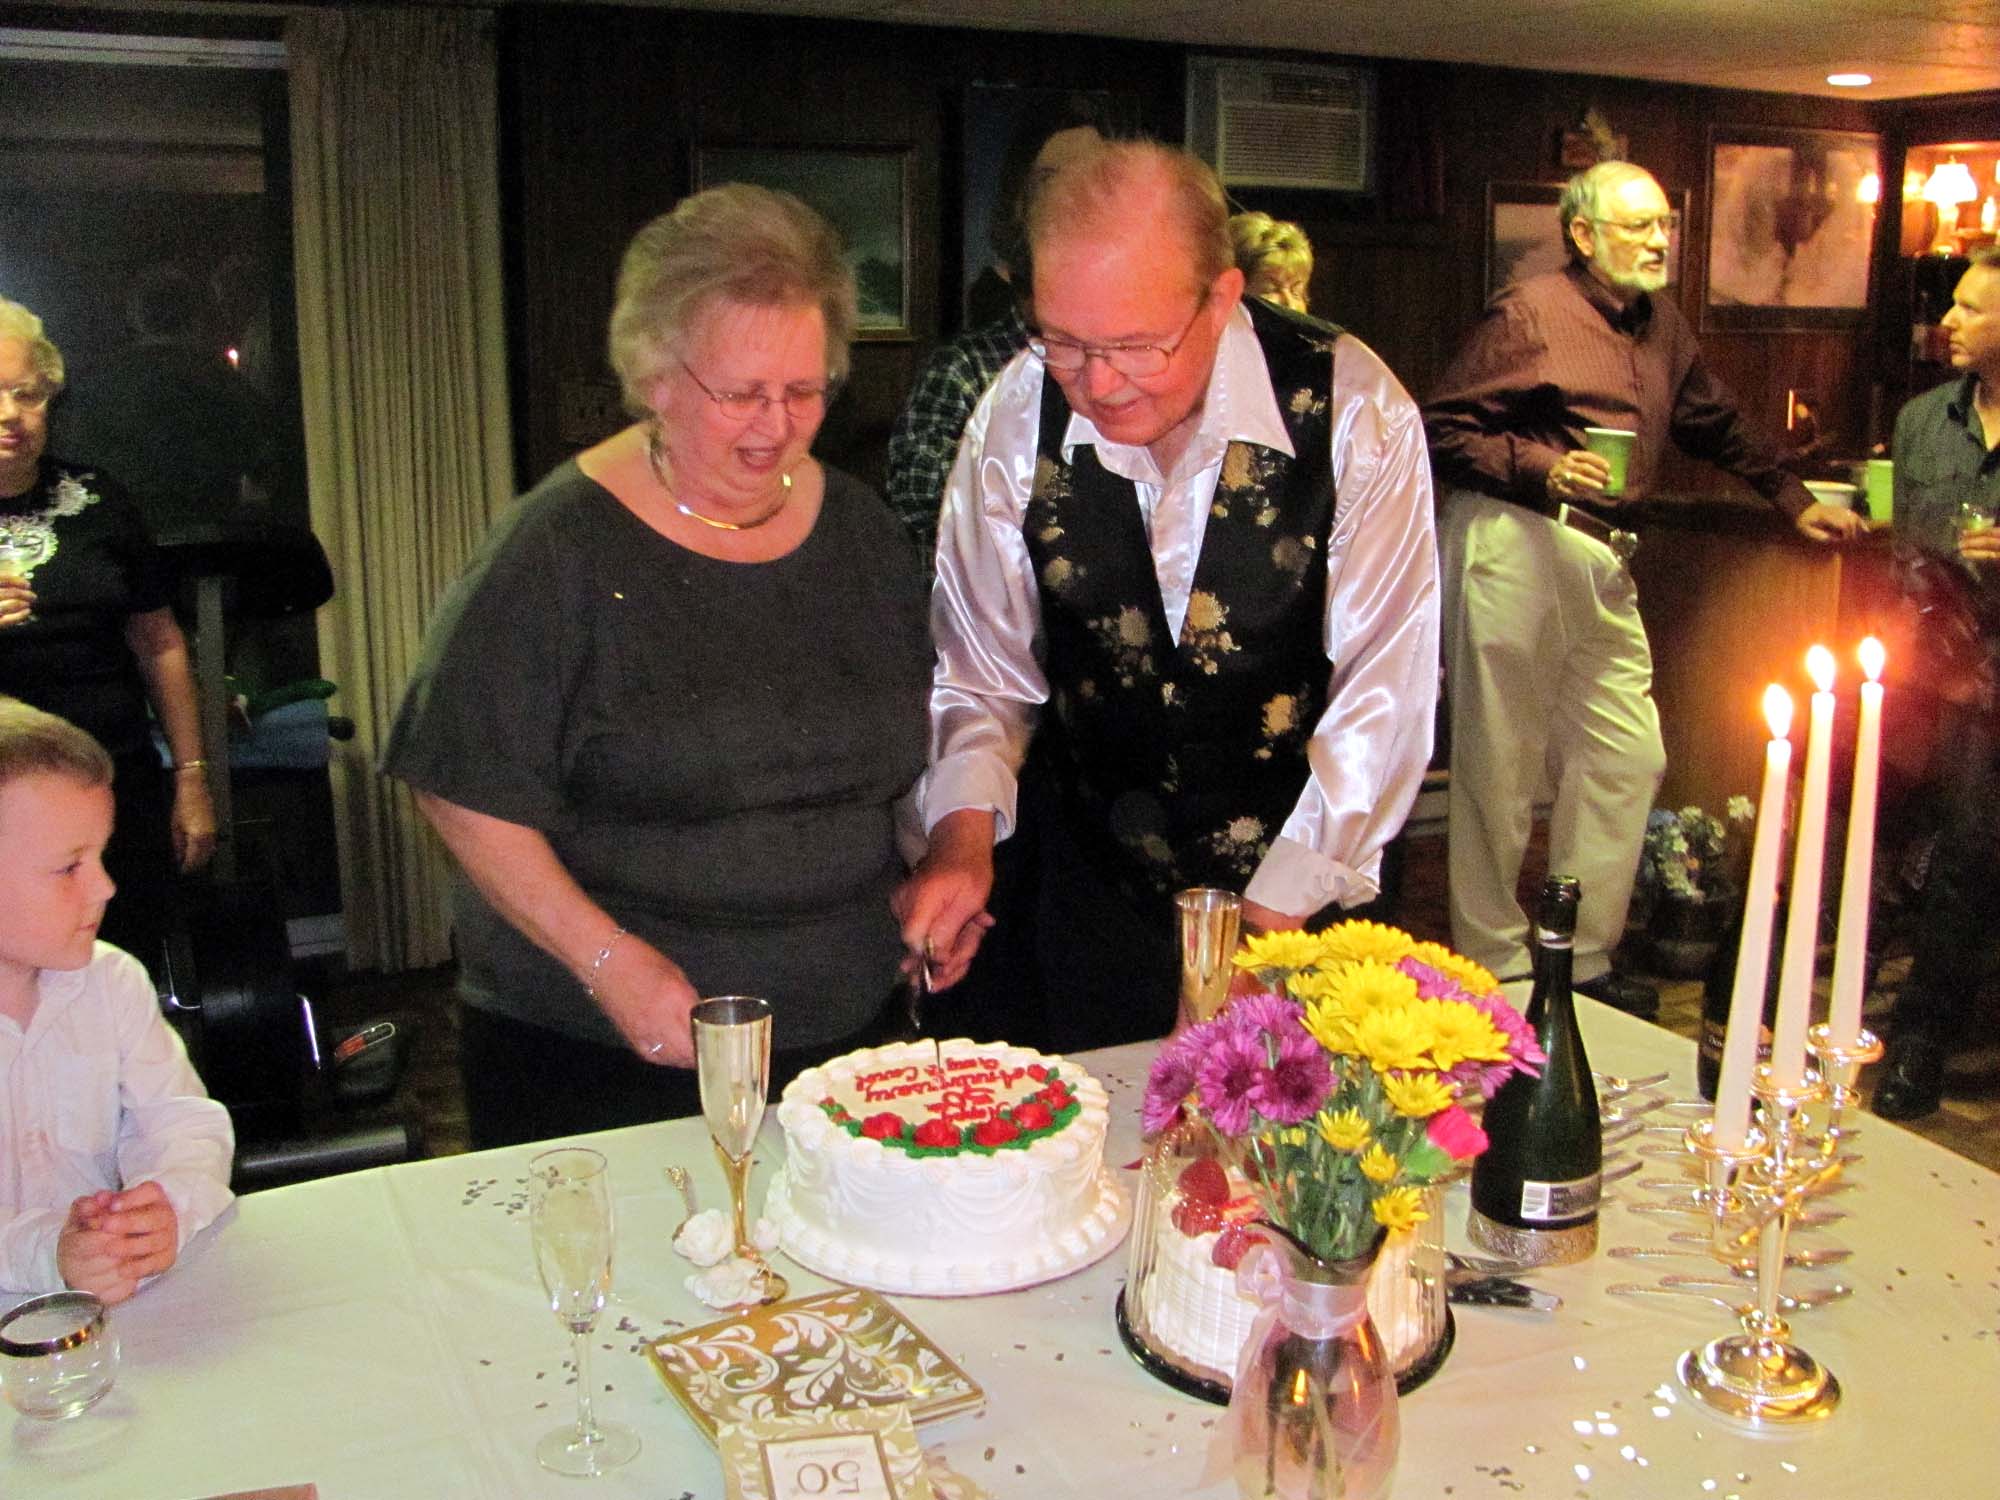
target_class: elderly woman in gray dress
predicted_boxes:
[386,186,936,1147]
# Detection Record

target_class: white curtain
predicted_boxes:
[288,7,515,970]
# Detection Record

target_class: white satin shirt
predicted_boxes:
[1,945,235,1294]
[924,306,1440,917]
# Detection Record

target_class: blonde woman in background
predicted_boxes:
[1229,211,1314,314]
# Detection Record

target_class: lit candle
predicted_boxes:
[1828,638,1886,1047]
[1713,686,1793,1151]
[1770,648,1837,1088]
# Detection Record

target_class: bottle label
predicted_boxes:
[1518,1174,1600,1222]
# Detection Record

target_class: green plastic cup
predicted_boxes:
[1583,427,1636,497]
[1863,459,1892,522]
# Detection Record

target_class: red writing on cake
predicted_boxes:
[849,1055,1037,1125]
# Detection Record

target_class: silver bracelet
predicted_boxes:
[585,926,628,1000]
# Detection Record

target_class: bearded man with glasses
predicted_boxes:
[1422,160,1865,1020]
[895,140,1439,1052]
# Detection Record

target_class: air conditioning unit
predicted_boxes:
[1186,56,1375,193]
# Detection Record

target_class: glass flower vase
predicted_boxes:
[1226,1228,1399,1500]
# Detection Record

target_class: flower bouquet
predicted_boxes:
[1638,800,1754,976]
[1133,920,1544,1500]
[1638,799,1753,903]
[1143,920,1544,1262]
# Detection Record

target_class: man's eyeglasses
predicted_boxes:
[0,384,52,414]
[680,360,832,422]
[1589,212,1681,238]
[1030,293,1209,379]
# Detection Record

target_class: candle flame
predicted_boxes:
[1763,683,1794,740]
[1806,645,1836,693]
[1858,636,1885,682]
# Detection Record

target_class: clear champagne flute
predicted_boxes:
[692,995,787,1303]
[528,1147,640,1476]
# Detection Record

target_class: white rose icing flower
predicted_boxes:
[673,1209,734,1267]
[686,1256,763,1308]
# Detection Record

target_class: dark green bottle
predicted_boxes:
[1468,876,1602,1265]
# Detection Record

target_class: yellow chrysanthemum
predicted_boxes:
[1317,1108,1370,1152]
[1284,966,1348,1002]
[1351,998,1437,1073]
[1315,920,1416,968]
[1301,958,1419,1015]
[1371,1185,1430,1234]
[1404,942,1501,997]
[1280,1126,1308,1147]
[1382,1071,1456,1118]
[1358,1143,1400,1184]
[1422,999,1514,1072]
[1301,996,1360,1056]
[1235,929,1331,977]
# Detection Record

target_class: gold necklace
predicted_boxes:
[647,426,791,531]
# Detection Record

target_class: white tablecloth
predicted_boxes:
[7,1003,1997,1498]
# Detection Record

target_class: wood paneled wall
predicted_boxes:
[504,8,1883,495]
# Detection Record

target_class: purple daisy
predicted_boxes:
[1248,1026,1334,1124]
[1229,990,1309,1040]
[1142,1020,1222,1134]
[1195,1026,1267,1136]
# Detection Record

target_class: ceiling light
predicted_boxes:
[1826,73,1871,88]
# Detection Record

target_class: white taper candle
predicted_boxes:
[1771,648,1837,1089]
[1713,686,1793,1151]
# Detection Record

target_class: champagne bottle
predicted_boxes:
[1468,876,1602,1265]
[1695,892,1784,1100]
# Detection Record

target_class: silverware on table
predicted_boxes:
[1606,1281,1853,1315]
[1447,1276,1562,1312]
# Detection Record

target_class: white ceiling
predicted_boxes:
[643,0,2000,101]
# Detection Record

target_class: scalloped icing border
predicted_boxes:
[766,1168,1132,1298]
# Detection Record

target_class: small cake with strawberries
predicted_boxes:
[1135,1157,1438,1387]
[765,1038,1129,1295]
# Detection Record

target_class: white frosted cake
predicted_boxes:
[766,1038,1128,1296]
[1137,1161,1433,1383]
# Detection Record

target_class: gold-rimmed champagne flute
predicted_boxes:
[528,1147,640,1476]
[1175,887,1242,1027]
[692,995,788,1303]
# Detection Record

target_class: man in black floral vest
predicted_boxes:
[896,140,1439,1051]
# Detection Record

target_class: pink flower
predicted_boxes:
[1426,1104,1489,1160]
[1248,1026,1333,1125]
[1143,1020,1221,1134]
[1398,957,1469,1003]
[1195,1027,1265,1136]
[1231,991,1308,1039]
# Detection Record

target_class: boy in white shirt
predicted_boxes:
[0,696,233,1302]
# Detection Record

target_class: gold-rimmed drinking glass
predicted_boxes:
[692,995,787,1303]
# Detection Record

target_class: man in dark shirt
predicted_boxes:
[1874,246,2000,1119]
[1424,160,1863,1014]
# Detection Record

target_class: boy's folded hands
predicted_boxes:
[57,1181,180,1305]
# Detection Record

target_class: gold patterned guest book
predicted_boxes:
[647,1287,986,1441]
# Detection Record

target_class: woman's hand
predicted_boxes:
[893,808,997,992]
[0,577,33,628]
[589,936,702,1068]
[170,768,219,872]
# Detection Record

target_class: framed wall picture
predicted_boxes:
[1703,126,1880,330]
[694,144,913,340]
[1486,180,1687,303]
